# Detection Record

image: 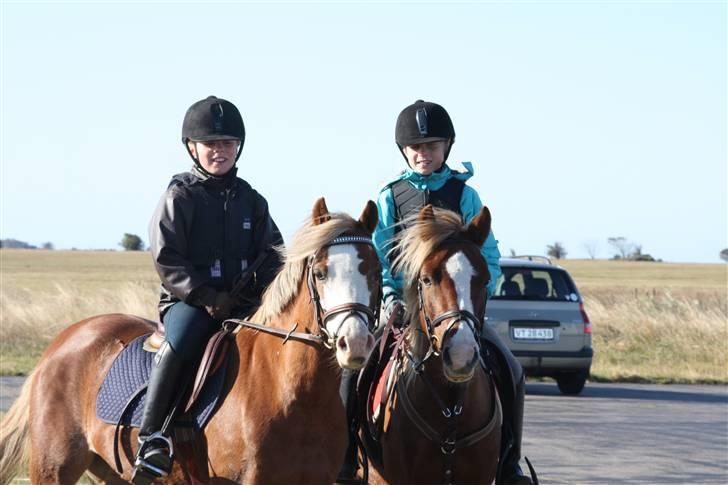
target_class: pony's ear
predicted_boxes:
[418,204,435,223]
[358,200,378,235]
[466,206,492,247]
[312,197,331,225]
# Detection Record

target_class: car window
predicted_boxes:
[492,267,579,301]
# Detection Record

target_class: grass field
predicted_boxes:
[1,249,727,382]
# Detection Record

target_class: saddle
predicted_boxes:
[356,314,407,469]
[143,322,229,413]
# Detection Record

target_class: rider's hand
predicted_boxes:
[205,291,235,321]
[382,295,405,328]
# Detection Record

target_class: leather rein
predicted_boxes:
[224,235,380,349]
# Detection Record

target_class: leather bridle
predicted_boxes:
[226,235,381,349]
[306,235,381,349]
[415,278,482,364]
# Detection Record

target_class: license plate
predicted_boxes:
[513,327,554,340]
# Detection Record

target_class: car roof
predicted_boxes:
[499,257,568,272]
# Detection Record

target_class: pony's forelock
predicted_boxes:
[391,208,469,320]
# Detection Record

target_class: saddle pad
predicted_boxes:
[96,334,228,429]
[371,358,395,420]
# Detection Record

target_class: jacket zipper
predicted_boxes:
[222,189,231,285]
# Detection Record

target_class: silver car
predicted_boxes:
[486,256,593,394]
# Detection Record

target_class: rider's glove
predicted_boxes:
[205,291,235,321]
[382,294,405,328]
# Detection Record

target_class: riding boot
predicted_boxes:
[336,369,362,484]
[480,324,534,485]
[499,375,534,485]
[131,341,185,485]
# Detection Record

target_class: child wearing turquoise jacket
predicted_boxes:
[374,160,502,306]
[337,100,534,485]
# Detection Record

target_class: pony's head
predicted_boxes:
[254,197,380,369]
[394,205,491,382]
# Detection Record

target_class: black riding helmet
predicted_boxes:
[182,96,246,170]
[395,100,455,162]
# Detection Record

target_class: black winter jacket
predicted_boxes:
[149,166,283,318]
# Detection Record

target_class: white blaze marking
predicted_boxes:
[445,251,475,314]
[444,251,477,369]
[319,245,371,340]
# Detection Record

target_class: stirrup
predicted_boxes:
[132,432,175,483]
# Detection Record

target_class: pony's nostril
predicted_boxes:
[443,348,452,367]
[366,334,374,350]
[337,336,348,352]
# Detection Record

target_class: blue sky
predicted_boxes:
[1,0,726,263]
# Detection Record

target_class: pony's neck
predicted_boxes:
[264,282,340,396]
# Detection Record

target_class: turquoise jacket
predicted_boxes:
[373,162,502,300]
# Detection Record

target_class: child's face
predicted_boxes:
[402,140,450,176]
[188,139,240,176]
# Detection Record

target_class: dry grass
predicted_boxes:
[1,249,159,375]
[1,251,727,382]
[554,259,728,383]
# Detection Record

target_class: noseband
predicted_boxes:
[307,235,381,349]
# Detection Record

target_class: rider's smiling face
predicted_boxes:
[188,139,240,176]
[402,140,450,176]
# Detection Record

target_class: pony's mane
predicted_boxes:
[251,212,363,324]
[391,208,468,318]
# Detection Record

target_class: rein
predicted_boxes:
[226,235,380,349]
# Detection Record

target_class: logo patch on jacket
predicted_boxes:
[210,259,222,278]
[243,218,251,230]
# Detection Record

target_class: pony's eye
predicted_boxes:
[420,276,432,287]
[313,269,327,281]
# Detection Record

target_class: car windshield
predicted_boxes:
[492,267,579,301]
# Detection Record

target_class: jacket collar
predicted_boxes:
[190,165,239,189]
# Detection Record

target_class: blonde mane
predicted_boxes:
[391,208,468,316]
[251,213,363,324]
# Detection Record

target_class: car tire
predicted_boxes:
[556,370,588,395]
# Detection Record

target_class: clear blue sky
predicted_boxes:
[1,0,726,263]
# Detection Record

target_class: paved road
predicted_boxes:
[2,378,727,484]
[523,381,728,484]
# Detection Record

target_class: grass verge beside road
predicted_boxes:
[1,250,727,383]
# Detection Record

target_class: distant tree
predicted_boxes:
[0,238,36,249]
[546,242,567,259]
[720,249,728,262]
[41,242,54,250]
[583,240,599,259]
[509,248,517,257]
[119,233,144,251]
[608,237,634,259]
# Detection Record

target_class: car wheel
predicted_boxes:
[556,370,588,395]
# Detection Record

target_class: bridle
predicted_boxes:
[413,278,482,366]
[306,235,381,349]
[225,235,381,349]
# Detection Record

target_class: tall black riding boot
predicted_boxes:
[131,341,185,485]
[499,374,534,485]
[336,369,362,484]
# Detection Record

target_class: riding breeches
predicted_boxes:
[162,301,221,362]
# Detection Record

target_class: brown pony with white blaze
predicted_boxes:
[0,197,380,484]
[366,205,501,485]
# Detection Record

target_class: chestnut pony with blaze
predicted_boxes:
[0,197,380,484]
[365,205,501,485]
